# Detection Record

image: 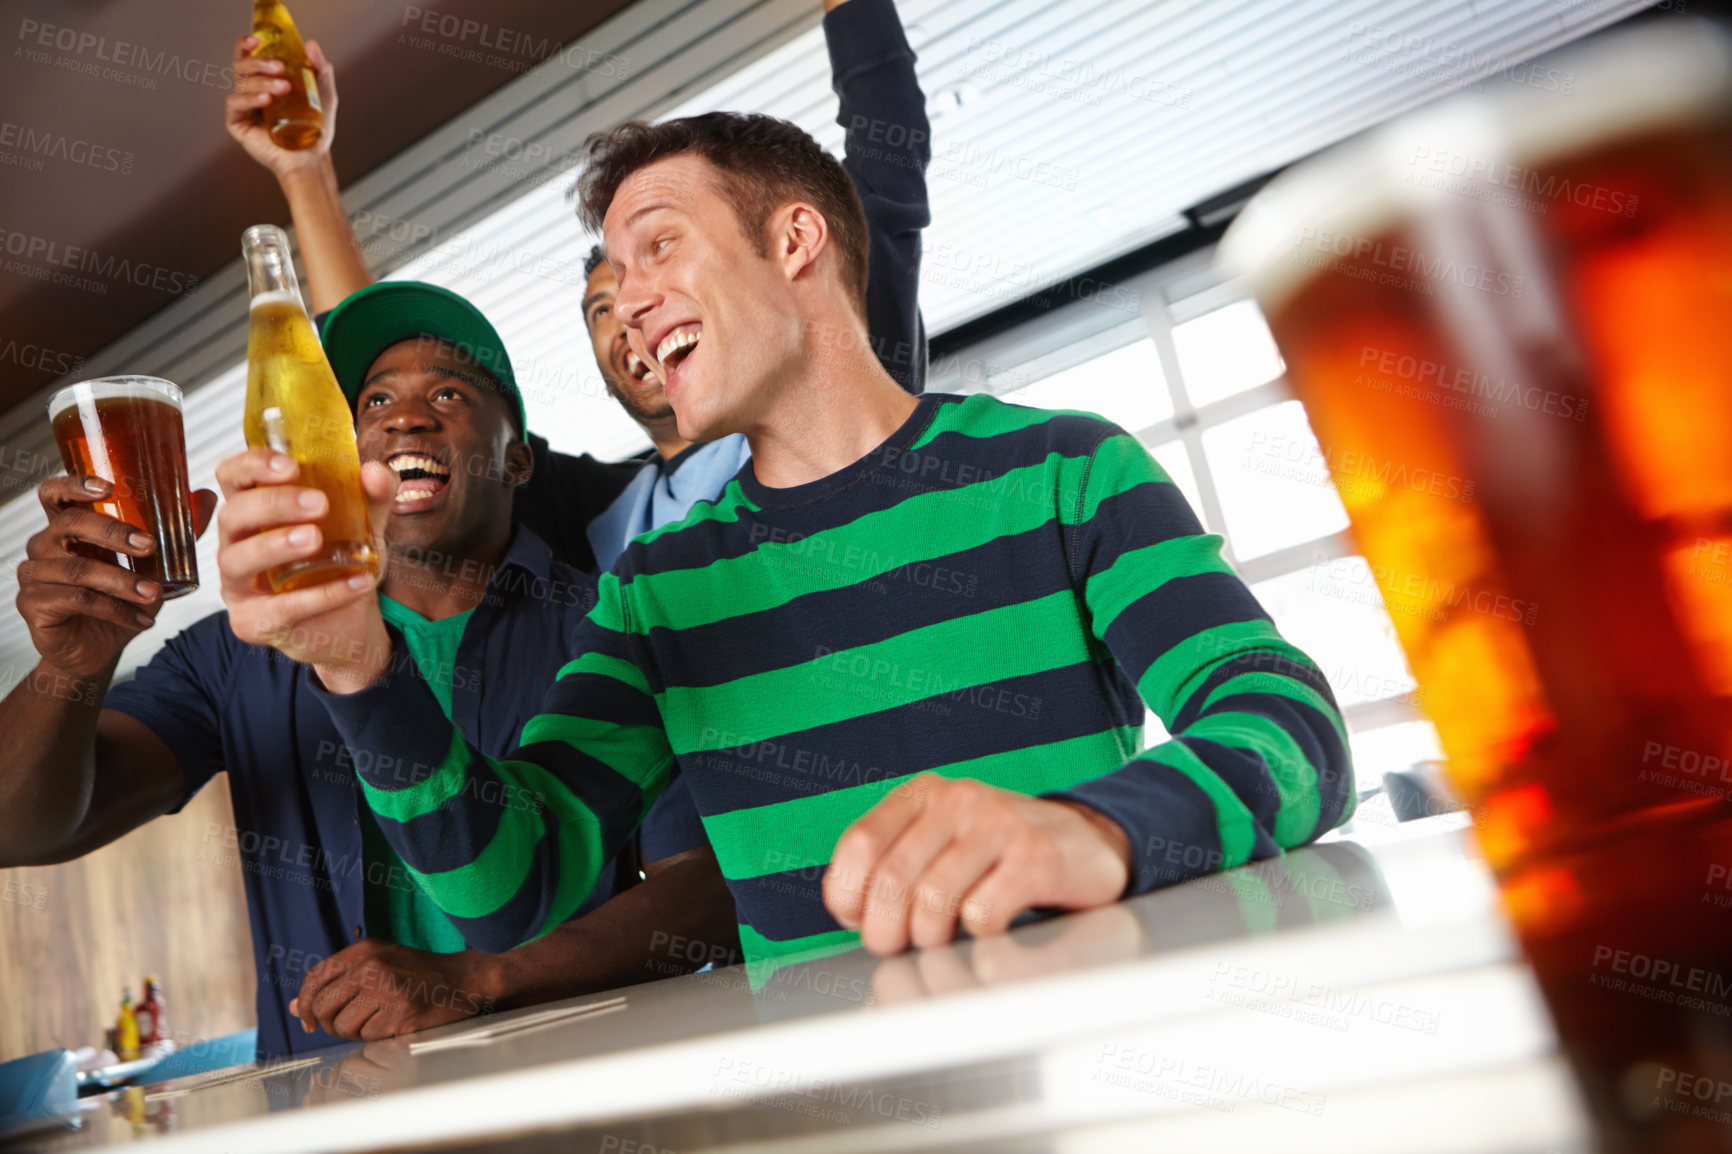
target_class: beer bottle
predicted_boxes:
[250,0,324,150]
[138,975,167,1048]
[242,225,381,593]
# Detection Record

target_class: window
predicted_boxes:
[1202,402,1351,561]
[1248,560,1417,711]
[962,256,1444,788]
[1148,440,1203,524]
[1001,339,1172,432]
[1173,299,1285,408]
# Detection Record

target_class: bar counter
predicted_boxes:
[20,807,1584,1153]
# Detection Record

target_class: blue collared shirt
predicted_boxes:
[587,436,753,575]
[104,525,706,1059]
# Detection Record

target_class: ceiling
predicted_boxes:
[371,0,1664,460]
[0,0,634,404]
[0,0,1668,688]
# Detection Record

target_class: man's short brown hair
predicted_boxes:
[575,112,869,318]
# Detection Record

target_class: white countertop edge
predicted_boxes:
[128,909,1517,1154]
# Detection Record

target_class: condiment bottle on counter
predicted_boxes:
[116,989,139,1061]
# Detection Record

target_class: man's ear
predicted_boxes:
[774,202,830,286]
[504,439,534,487]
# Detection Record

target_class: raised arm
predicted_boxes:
[0,476,218,866]
[825,0,931,393]
[226,34,371,313]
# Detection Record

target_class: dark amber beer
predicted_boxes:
[1223,20,1732,1151]
[250,0,323,150]
[48,378,199,598]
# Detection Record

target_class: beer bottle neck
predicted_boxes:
[241,224,308,314]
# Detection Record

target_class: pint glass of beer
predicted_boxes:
[1222,19,1732,1150]
[48,377,200,598]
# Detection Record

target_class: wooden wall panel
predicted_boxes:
[0,776,254,1062]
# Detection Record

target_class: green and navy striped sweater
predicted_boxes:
[316,392,1356,964]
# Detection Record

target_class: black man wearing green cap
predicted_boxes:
[0,280,736,1058]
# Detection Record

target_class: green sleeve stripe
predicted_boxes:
[535,824,591,940]
[518,715,672,786]
[586,574,628,632]
[357,725,473,823]
[1139,743,1259,868]
[660,591,1097,753]
[1075,434,1170,523]
[398,795,543,919]
[628,455,1085,633]
[1198,668,1348,748]
[398,754,624,926]
[553,649,653,698]
[706,727,1139,878]
[737,925,863,989]
[510,758,618,939]
[1135,619,1288,720]
[1086,534,1235,636]
[1181,709,1321,846]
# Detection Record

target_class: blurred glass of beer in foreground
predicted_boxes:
[242,224,379,593]
[1222,20,1732,1150]
[250,0,323,150]
[49,377,199,598]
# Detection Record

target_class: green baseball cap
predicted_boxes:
[318,280,528,440]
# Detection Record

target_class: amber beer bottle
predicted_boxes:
[250,0,323,150]
[242,225,380,593]
[137,975,167,1048]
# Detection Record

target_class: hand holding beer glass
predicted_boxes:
[49,379,202,598]
[22,379,217,677]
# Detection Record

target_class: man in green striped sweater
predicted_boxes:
[214,112,1355,968]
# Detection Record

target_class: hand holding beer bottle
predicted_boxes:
[226,29,335,174]
[226,26,370,317]
[214,445,395,691]
[249,0,324,150]
[218,225,393,690]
